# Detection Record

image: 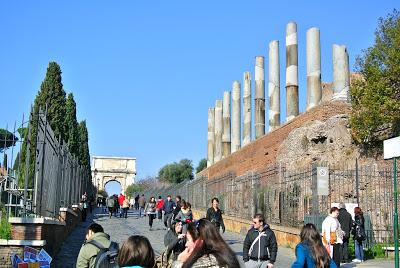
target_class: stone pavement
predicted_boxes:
[53,207,395,268]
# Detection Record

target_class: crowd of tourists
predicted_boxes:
[77,194,366,268]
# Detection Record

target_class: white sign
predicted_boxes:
[317,167,329,196]
[384,136,400,159]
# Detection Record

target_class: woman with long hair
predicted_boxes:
[118,235,155,268]
[174,200,193,233]
[291,223,337,268]
[144,196,157,230]
[352,207,365,263]
[173,218,240,268]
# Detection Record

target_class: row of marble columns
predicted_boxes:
[207,21,350,167]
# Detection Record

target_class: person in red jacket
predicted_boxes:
[156,196,164,221]
[118,193,125,218]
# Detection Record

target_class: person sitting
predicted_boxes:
[173,219,240,268]
[174,200,193,233]
[164,221,186,261]
[118,235,155,268]
[291,223,337,268]
[76,223,111,268]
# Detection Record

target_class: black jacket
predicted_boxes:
[338,208,353,238]
[206,207,225,231]
[162,200,175,214]
[243,224,278,263]
[164,229,185,260]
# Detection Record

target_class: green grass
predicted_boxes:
[0,206,11,240]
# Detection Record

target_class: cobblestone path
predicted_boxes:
[53,207,395,268]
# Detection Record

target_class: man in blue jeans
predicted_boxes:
[162,195,175,229]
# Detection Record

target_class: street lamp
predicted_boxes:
[94,168,98,196]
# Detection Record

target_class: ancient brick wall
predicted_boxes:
[199,102,351,179]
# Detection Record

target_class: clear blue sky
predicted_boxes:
[1,1,398,187]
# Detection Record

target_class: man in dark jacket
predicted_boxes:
[162,195,175,229]
[338,202,353,263]
[243,213,278,268]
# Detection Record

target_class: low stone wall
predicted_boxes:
[192,209,300,248]
[0,206,82,266]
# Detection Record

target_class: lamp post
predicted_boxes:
[94,168,98,196]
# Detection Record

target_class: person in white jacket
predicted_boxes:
[322,207,344,268]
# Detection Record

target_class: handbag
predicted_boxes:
[155,248,173,268]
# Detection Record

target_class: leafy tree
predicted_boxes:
[125,184,144,198]
[65,93,79,157]
[158,158,194,184]
[195,158,207,174]
[0,129,18,152]
[350,9,400,149]
[97,189,108,198]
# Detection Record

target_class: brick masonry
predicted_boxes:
[198,102,351,179]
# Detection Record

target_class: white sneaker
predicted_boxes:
[352,259,359,262]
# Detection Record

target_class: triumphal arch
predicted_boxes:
[92,156,136,195]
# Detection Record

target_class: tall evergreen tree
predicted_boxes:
[65,93,79,157]
[19,62,67,187]
[78,120,91,180]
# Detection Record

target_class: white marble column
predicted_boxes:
[286,21,299,122]
[332,44,350,102]
[242,71,252,146]
[269,40,280,131]
[207,107,215,167]
[306,27,322,110]
[222,91,231,158]
[214,100,223,162]
[231,81,241,153]
[255,56,265,139]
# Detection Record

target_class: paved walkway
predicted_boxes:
[53,207,395,268]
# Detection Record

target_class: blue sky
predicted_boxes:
[1,1,398,190]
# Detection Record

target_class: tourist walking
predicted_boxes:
[337,203,352,263]
[352,207,366,263]
[145,196,157,230]
[243,213,278,268]
[174,200,193,233]
[291,223,337,268]
[138,194,146,217]
[172,195,182,219]
[81,192,89,222]
[117,235,155,268]
[76,223,111,268]
[164,221,186,261]
[122,198,130,219]
[206,197,226,233]
[118,193,126,218]
[163,195,176,229]
[134,194,140,210]
[156,195,164,220]
[322,207,344,268]
[113,194,119,217]
[173,219,240,268]
[106,195,116,219]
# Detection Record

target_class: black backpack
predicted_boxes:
[87,240,119,268]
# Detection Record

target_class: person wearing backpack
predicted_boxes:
[243,213,278,268]
[352,207,365,263]
[76,223,113,268]
[107,196,116,219]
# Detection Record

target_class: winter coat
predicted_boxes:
[122,199,130,208]
[243,224,278,263]
[338,208,353,238]
[156,199,165,210]
[138,196,146,208]
[291,242,337,268]
[145,201,157,214]
[172,254,224,268]
[164,229,186,260]
[206,207,225,231]
[352,214,365,241]
[175,209,193,224]
[118,194,125,206]
[163,200,175,214]
[76,232,111,268]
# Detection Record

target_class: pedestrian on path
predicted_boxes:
[122,198,130,219]
[243,213,278,268]
[337,203,352,263]
[106,195,116,219]
[174,200,193,234]
[118,235,155,268]
[163,195,176,229]
[81,192,89,222]
[291,223,337,268]
[138,194,146,217]
[322,207,344,268]
[135,194,140,210]
[76,223,111,268]
[173,219,239,268]
[118,193,126,218]
[156,195,164,220]
[145,196,157,230]
[206,197,225,233]
[351,207,366,263]
[172,195,182,219]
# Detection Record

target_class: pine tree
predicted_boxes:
[65,93,79,157]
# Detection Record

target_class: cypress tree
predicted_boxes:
[65,93,79,157]
[78,121,91,180]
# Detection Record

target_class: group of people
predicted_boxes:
[77,194,366,268]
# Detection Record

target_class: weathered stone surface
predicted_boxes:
[207,108,215,167]
[242,72,252,146]
[231,81,241,153]
[222,91,231,157]
[255,56,265,139]
[276,114,359,170]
